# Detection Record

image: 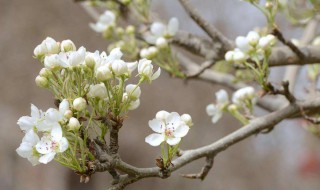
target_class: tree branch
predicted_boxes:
[111,97,320,189]
[178,0,232,55]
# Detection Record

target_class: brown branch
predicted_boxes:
[111,97,320,189]
[178,0,232,56]
[180,155,214,180]
[272,28,305,59]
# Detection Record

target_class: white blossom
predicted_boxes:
[206,89,229,123]
[111,60,128,76]
[73,97,87,111]
[128,99,140,110]
[68,117,81,131]
[59,46,86,67]
[232,86,256,106]
[34,37,60,58]
[181,114,193,127]
[16,130,40,166]
[145,17,179,44]
[145,111,190,146]
[35,75,48,88]
[125,84,141,100]
[17,104,45,132]
[87,83,108,99]
[36,125,68,164]
[137,59,161,81]
[60,39,76,52]
[258,34,276,49]
[90,10,116,33]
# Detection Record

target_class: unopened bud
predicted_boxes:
[64,110,73,119]
[61,40,76,52]
[181,114,193,127]
[126,25,135,34]
[39,68,50,77]
[73,97,87,111]
[35,76,48,88]
[156,37,168,49]
[68,117,80,131]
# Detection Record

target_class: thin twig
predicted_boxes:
[178,0,232,53]
[180,155,214,180]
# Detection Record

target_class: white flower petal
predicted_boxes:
[39,152,56,164]
[31,104,40,118]
[173,124,189,138]
[16,142,33,158]
[17,116,35,131]
[156,110,170,120]
[59,99,69,114]
[22,130,40,145]
[36,137,53,154]
[216,89,229,105]
[145,134,165,146]
[206,104,217,116]
[151,67,161,81]
[211,111,222,123]
[28,156,40,166]
[59,137,69,152]
[166,137,181,146]
[148,119,165,133]
[51,124,63,142]
[166,112,181,126]
[167,17,179,36]
[151,22,166,37]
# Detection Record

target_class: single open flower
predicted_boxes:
[36,125,69,164]
[145,111,190,146]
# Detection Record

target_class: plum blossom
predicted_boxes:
[36,125,69,164]
[145,111,190,146]
[44,47,86,69]
[16,130,41,166]
[145,17,179,44]
[206,89,229,123]
[90,10,116,33]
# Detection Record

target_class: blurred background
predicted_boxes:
[1,0,320,189]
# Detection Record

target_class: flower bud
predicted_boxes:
[147,46,158,58]
[233,50,247,63]
[126,25,135,34]
[87,83,108,99]
[61,39,76,52]
[125,84,141,100]
[85,52,99,68]
[35,76,48,88]
[247,31,260,46]
[156,37,168,49]
[181,114,193,127]
[128,99,140,110]
[96,65,112,81]
[225,51,234,62]
[64,110,73,119]
[116,27,124,36]
[68,117,81,131]
[39,68,50,77]
[73,97,87,111]
[312,36,320,46]
[140,48,148,58]
[111,60,128,76]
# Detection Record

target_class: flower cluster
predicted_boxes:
[17,37,161,169]
[225,31,276,63]
[206,87,256,124]
[145,111,192,146]
[16,103,69,165]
